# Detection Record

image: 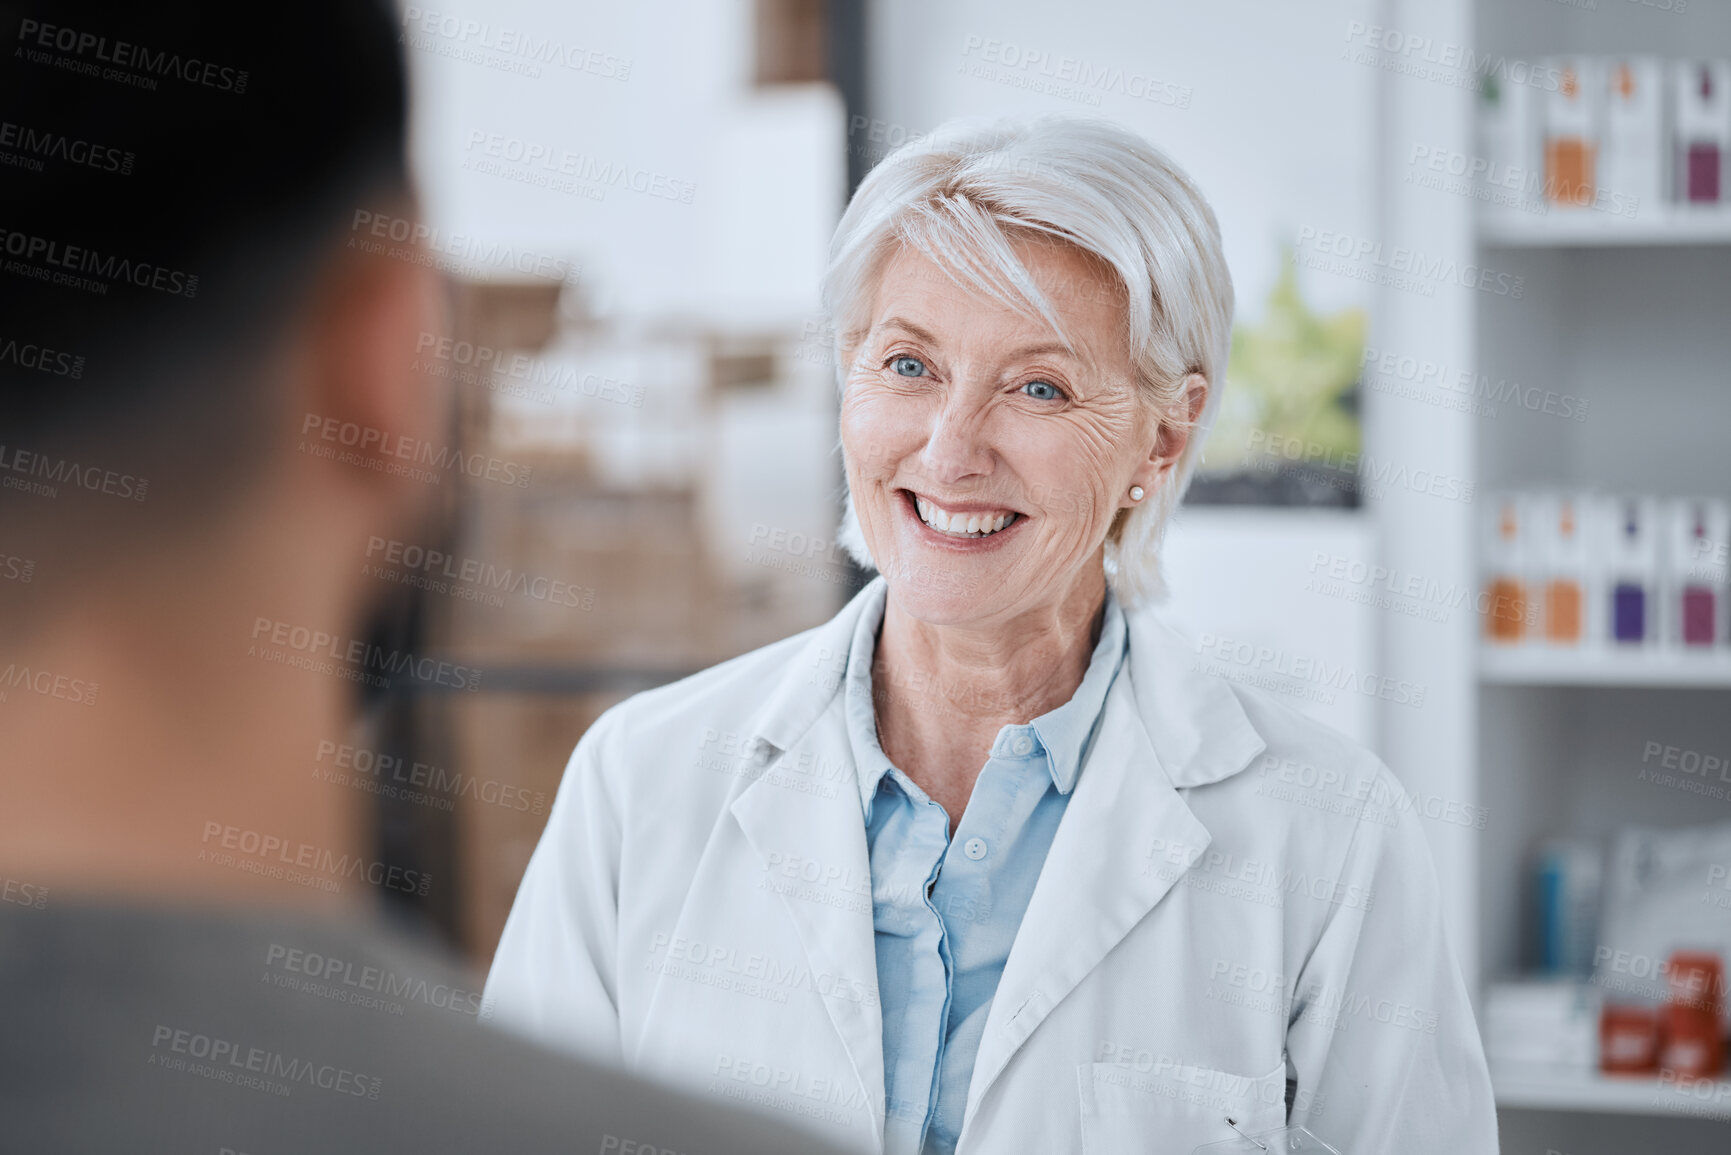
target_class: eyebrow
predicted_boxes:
[876,316,1078,361]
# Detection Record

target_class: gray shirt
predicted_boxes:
[0,903,848,1154]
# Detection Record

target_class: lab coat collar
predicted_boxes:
[743,577,1267,794]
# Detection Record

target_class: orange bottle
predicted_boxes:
[1544,499,1584,643]
[1486,500,1528,643]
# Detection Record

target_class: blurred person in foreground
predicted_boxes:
[486,118,1498,1154]
[0,2,845,1152]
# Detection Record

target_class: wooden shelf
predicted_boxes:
[1492,1061,1731,1119]
[1480,646,1731,688]
[1480,206,1731,248]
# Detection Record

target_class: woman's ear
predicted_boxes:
[1129,372,1208,496]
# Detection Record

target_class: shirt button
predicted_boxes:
[964,838,987,860]
[1011,735,1034,756]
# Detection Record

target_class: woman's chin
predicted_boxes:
[878,553,1012,625]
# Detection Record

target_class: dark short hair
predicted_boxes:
[0,0,411,518]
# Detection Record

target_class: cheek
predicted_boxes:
[841,381,929,477]
[1011,424,1125,529]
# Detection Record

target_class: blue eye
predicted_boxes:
[1022,379,1061,401]
[891,356,927,378]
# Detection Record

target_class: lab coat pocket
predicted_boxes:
[1077,1059,1287,1155]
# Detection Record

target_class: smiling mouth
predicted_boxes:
[910,492,1021,539]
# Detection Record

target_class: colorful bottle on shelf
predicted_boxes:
[1484,497,1529,643]
[1601,59,1664,213]
[1605,498,1656,645]
[1541,494,1586,645]
[1545,59,1599,207]
[1673,60,1731,205]
[1670,498,1728,648]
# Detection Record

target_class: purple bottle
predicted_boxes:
[1611,505,1646,644]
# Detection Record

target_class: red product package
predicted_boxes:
[1659,952,1726,1081]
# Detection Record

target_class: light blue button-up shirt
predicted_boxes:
[843,582,1127,1155]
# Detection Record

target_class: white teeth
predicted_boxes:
[912,495,1018,539]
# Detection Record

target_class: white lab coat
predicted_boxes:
[484,579,1497,1155]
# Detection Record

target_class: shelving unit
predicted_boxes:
[1463,3,1731,1150]
[1480,647,1731,689]
[1480,206,1731,248]
[1491,1062,1731,1119]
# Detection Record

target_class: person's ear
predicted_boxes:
[1126,372,1207,502]
[299,236,448,487]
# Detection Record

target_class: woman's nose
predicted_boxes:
[918,395,993,483]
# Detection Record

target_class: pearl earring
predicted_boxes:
[1129,486,1145,502]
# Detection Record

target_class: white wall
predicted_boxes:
[405,0,843,328]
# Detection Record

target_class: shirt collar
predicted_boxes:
[842,582,1128,818]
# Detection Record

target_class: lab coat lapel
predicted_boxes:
[728,597,886,1147]
[964,671,1210,1123]
[963,609,1269,1129]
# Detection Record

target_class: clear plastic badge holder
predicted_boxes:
[1191,1121,1342,1155]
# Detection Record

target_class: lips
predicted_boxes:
[911,493,1020,538]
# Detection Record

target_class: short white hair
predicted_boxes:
[824,116,1234,606]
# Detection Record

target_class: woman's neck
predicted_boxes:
[870,569,1107,824]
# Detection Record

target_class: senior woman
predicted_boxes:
[484,118,1496,1155]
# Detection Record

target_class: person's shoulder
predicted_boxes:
[608,621,827,735]
[564,615,841,808]
[0,905,840,1155]
[1180,670,1420,852]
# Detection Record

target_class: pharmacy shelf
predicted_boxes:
[1479,646,1731,688]
[1491,1061,1731,1119]
[1479,206,1731,248]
